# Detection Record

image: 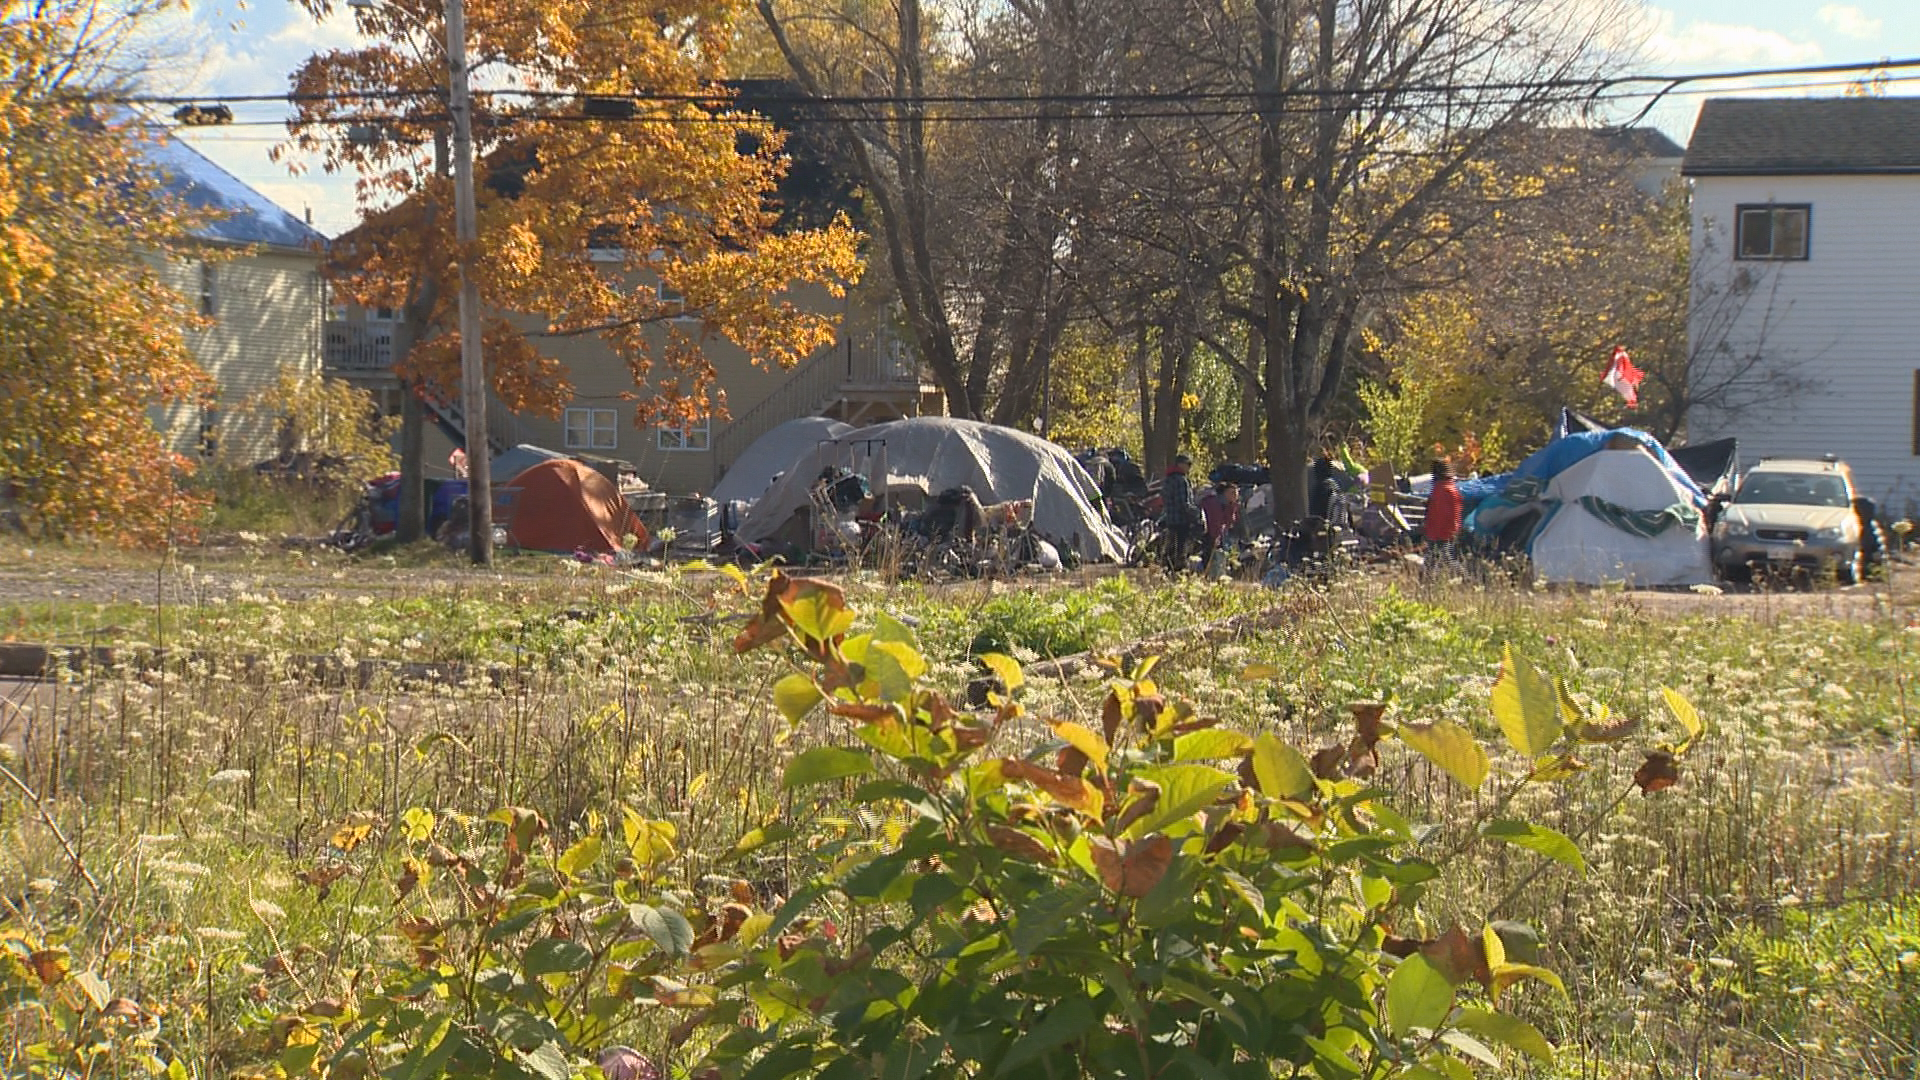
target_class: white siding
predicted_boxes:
[1687,175,1920,515]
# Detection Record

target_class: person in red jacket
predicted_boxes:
[1423,458,1463,569]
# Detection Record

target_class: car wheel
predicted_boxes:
[1718,562,1752,585]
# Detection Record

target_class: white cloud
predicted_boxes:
[1632,6,1823,68]
[1816,4,1883,40]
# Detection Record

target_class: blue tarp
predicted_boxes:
[1466,428,1706,539]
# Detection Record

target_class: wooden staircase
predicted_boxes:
[711,328,941,487]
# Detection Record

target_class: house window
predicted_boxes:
[198,262,218,317]
[1735,204,1810,260]
[198,404,219,458]
[564,407,618,450]
[657,280,685,308]
[657,418,710,452]
[368,306,398,322]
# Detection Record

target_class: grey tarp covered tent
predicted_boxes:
[734,417,1126,562]
[712,417,853,505]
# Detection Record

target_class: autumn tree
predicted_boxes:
[0,1,213,545]
[751,0,1129,426]
[1115,0,1639,520]
[281,0,864,491]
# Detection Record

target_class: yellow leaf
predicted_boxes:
[1050,720,1109,774]
[1490,645,1562,757]
[1397,721,1488,790]
[1661,687,1703,748]
[1251,733,1315,800]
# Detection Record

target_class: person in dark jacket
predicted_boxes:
[1307,456,1338,523]
[1160,454,1197,573]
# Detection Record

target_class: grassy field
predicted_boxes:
[2,544,1916,1078]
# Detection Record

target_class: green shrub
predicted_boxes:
[1727,897,1920,1076]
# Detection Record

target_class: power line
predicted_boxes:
[160,70,1920,133]
[85,55,1920,114]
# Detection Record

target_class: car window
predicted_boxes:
[1735,472,1849,508]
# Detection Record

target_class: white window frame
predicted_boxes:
[368,305,399,322]
[657,418,710,452]
[564,407,619,451]
[198,262,218,317]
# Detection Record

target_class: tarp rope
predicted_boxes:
[1576,495,1700,538]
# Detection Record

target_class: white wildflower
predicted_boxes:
[209,768,252,786]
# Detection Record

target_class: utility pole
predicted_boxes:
[445,0,492,565]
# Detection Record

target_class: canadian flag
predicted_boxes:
[1603,345,1644,408]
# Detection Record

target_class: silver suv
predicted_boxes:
[1712,458,1860,581]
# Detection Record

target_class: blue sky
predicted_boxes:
[168,0,1920,237]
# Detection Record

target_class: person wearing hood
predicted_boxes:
[1160,454,1197,573]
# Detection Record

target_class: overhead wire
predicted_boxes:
[87,54,1920,117]
[163,69,1920,135]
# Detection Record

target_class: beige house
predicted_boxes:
[142,134,329,463]
[327,284,941,495]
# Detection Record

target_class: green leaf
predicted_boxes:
[1483,819,1586,874]
[867,640,927,702]
[1439,1030,1501,1069]
[1662,686,1703,747]
[555,835,602,880]
[1173,729,1252,762]
[875,611,918,646]
[1129,764,1235,836]
[400,806,436,843]
[781,746,873,790]
[731,822,794,857]
[630,904,695,958]
[1452,1007,1555,1063]
[997,996,1098,1074]
[1250,733,1314,800]
[1397,721,1488,790]
[522,1042,574,1080]
[773,673,823,724]
[978,652,1024,693]
[786,589,854,643]
[1490,644,1562,757]
[1385,954,1455,1038]
[1009,885,1086,957]
[524,937,594,977]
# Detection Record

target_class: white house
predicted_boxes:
[1682,97,1920,516]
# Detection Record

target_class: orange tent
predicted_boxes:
[499,459,649,554]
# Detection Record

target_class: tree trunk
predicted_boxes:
[396,380,426,541]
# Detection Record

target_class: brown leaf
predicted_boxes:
[1420,926,1492,987]
[827,702,895,722]
[1110,780,1161,834]
[1634,751,1681,794]
[1088,834,1174,897]
[1204,820,1245,855]
[1572,715,1641,743]
[27,949,69,986]
[1350,701,1389,751]
[102,997,144,1020]
[1381,934,1424,958]
[1101,691,1124,744]
[951,723,991,751]
[985,825,1057,865]
[716,902,753,940]
[1001,759,1098,812]
[728,880,755,904]
[1310,745,1347,780]
[1056,745,1090,778]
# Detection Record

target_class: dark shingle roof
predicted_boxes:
[1594,127,1685,159]
[1683,97,1920,176]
